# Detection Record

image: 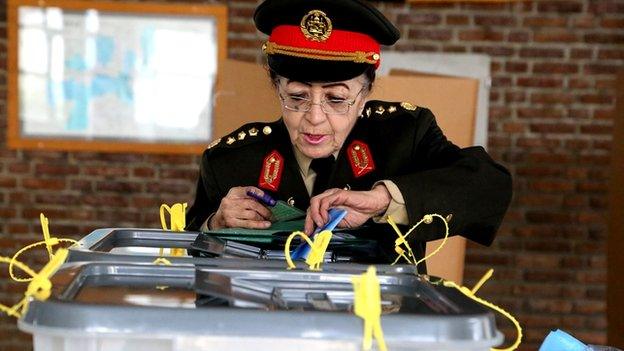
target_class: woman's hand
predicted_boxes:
[210,186,273,230]
[304,185,392,235]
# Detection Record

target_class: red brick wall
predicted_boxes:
[0,0,621,350]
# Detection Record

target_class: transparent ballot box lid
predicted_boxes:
[19,262,503,351]
[68,228,380,266]
[69,228,328,264]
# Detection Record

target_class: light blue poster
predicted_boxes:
[18,6,218,143]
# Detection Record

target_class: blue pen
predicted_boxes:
[291,208,347,260]
[246,189,277,207]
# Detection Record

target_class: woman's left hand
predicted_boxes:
[304,185,392,235]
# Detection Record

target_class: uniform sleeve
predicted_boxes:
[372,180,409,225]
[388,108,512,246]
[185,150,222,231]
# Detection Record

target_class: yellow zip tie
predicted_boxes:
[435,270,522,351]
[152,257,173,290]
[472,268,494,294]
[352,266,387,351]
[0,256,34,318]
[40,213,54,260]
[153,257,173,265]
[284,230,332,270]
[9,214,77,282]
[388,214,449,268]
[1,248,69,318]
[159,203,187,257]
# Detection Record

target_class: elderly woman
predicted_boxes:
[186,0,512,265]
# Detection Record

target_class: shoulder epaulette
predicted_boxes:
[206,123,275,150]
[362,100,420,119]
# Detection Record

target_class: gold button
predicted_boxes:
[343,184,351,191]
[269,157,276,163]
[401,102,416,111]
[423,215,433,224]
[287,197,295,206]
[372,53,380,61]
[354,145,361,151]
[226,137,236,145]
[445,214,453,223]
[238,131,246,140]
[263,126,272,135]
[249,128,258,136]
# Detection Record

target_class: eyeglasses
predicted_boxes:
[278,87,365,115]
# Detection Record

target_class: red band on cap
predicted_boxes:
[268,25,381,68]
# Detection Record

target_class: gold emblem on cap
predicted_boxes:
[249,127,258,136]
[401,102,417,111]
[226,136,236,145]
[263,126,272,135]
[300,10,332,42]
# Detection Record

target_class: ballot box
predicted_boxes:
[19,261,503,351]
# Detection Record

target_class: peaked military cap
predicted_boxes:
[254,0,400,82]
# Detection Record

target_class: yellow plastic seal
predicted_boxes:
[159,203,187,257]
[9,213,76,282]
[388,213,449,267]
[432,269,523,351]
[284,230,332,270]
[1,248,68,318]
[352,266,387,351]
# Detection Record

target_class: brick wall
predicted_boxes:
[0,0,622,350]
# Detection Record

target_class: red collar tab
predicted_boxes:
[347,140,375,178]
[264,25,381,68]
[258,150,285,192]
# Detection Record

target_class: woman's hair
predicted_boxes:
[268,65,376,93]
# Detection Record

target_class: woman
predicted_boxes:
[186,0,512,265]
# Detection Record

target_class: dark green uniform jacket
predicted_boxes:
[186,100,512,268]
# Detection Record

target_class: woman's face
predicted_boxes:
[277,74,369,159]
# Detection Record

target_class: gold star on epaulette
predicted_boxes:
[207,138,221,149]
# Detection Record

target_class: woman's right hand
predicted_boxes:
[209,186,273,230]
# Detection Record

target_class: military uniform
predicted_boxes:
[186,100,512,266]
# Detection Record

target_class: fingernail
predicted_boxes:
[264,221,271,228]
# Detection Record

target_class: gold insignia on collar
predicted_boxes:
[263,126,272,135]
[300,10,332,42]
[226,136,236,145]
[401,102,417,111]
[238,131,246,140]
[388,105,397,113]
[207,138,221,149]
[375,106,385,115]
[249,127,258,136]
